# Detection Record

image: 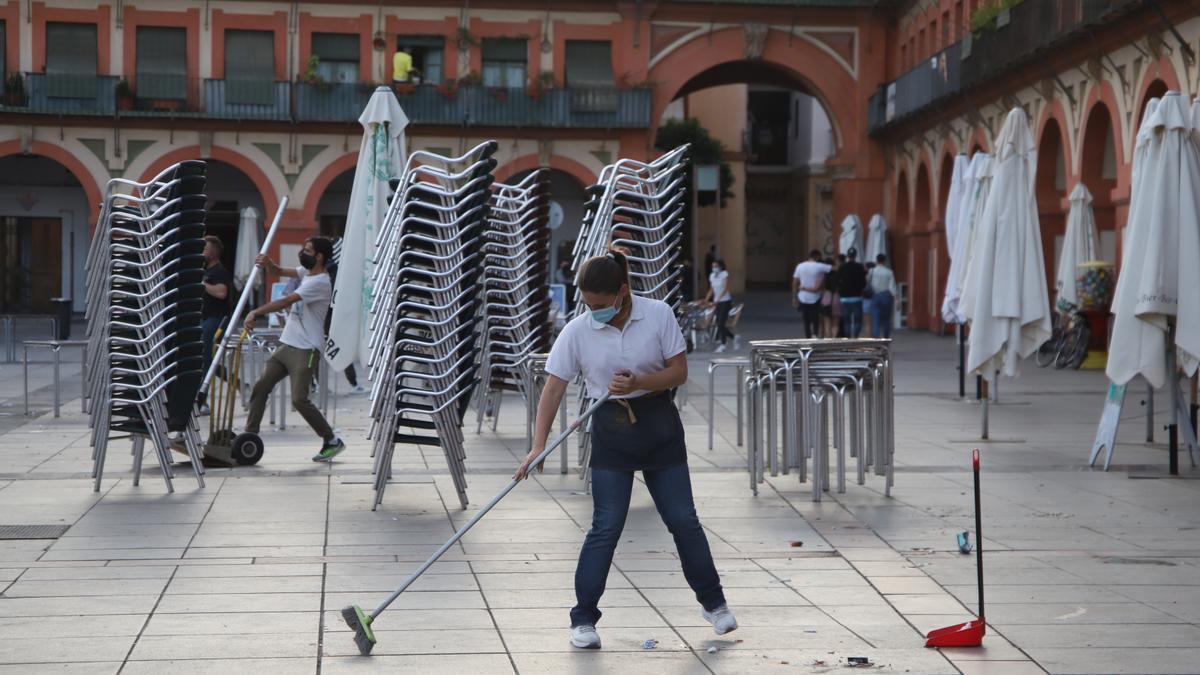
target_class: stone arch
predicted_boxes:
[647,26,859,165]
[1037,116,1068,296]
[913,162,932,233]
[494,154,597,190]
[301,152,359,225]
[0,140,106,223]
[139,145,283,218]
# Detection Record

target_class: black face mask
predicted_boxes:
[299,252,317,270]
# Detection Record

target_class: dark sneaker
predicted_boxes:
[312,438,346,462]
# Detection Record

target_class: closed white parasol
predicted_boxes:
[865,213,888,263]
[838,214,864,255]
[1055,183,1100,310]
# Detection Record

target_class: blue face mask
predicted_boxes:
[590,296,622,325]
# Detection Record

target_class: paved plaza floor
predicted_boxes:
[1,295,1199,674]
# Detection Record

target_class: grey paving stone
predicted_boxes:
[321,653,514,674]
[119,658,314,675]
[322,628,504,656]
[0,595,158,617]
[141,611,319,636]
[0,614,145,638]
[128,633,318,660]
[0,636,134,664]
[2,578,169,597]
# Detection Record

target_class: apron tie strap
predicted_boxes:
[616,399,638,425]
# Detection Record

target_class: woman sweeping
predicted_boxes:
[514,250,737,650]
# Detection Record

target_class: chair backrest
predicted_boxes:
[727,303,745,329]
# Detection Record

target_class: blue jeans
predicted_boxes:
[571,464,726,626]
[870,292,894,338]
[840,298,864,337]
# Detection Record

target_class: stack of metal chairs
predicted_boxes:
[570,144,689,311]
[564,145,691,482]
[745,339,895,501]
[474,169,552,433]
[366,141,497,510]
[84,161,209,492]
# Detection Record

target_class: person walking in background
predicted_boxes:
[705,258,737,352]
[820,257,841,338]
[862,261,877,337]
[199,235,232,416]
[868,254,898,338]
[838,248,868,338]
[792,250,830,339]
[556,260,576,311]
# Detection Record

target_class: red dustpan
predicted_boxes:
[926,449,986,648]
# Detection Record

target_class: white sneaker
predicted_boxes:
[348,384,367,395]
[715,343,727,353]
[569,624,601,649]
[702,605,738,635]
[734,336,742,350]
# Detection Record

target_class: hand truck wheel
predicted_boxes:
[231,432,264,466]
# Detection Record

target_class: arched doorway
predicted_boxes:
[315,168,354,239]
[893,170,910,326]
[203,160,267,273]
[0,154,91,313]
[1038,118,1068,299]
[912,164,933,326]
[506,168,587,275]
[935,153,958,327]
[1080,103,1118,263]
[1138,79,1169,128]
[659,59,838,291]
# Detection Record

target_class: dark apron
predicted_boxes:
[590,391,687,471]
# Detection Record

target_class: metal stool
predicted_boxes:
[707,356,749,450]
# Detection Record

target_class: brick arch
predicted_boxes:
[893,169,910,230]
[936,150,958,225]
[1135,55,1182,127]
[968,126,990,156]
[1036,97,1073,179]
[0,140,105,224]
[302,152,359,224]
[1078,79,1127,179]
[494,154,597,189]
[912,159,933,234]
[139,145,281,217]
[647,26,858,165]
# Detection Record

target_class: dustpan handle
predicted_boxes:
[973,448,983,620]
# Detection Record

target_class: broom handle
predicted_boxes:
[973,448,983,620]
[371,393,612,619]
[199,196,289,396]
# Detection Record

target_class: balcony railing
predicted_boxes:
[0,73,653,129]
[867,0,1137,134]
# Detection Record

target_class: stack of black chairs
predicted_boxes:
[474,169,552,433]
[365,141,497,510]
[84,161,209,492]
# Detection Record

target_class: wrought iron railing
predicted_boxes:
[0,73,653,129]
[867,0,1139,134]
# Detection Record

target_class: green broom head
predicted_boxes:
[341,605,376,655]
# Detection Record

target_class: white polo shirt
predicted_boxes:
[546,295,686,400]
[279,267,331,351]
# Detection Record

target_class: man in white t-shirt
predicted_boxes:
[241,237,345,462]
[792,249,831,339]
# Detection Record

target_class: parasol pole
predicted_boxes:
[958,324,966,399]
[1168,319,1179,476]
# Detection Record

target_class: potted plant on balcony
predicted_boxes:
[302,55,331,92]
[529,71,556,102]
[115,79,135,111]
[490,86,508,102]
[3,73,26,106]
[437,80,459,101]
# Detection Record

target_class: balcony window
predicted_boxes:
[566,40,616,113]
[397,36,444,85]
[136,27,187,100]
[225,29,274,105]
[312,33,358,84]
[45,22,98,98]
[482,38,526,89]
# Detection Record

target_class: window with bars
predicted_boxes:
[396,36,444,85]
[482,38,527,89]
[312,33,359,84]
[225,29,274,105]
[136,26,187,100]
[46,22,98,98]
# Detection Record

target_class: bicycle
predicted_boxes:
[1036,303,1089,370]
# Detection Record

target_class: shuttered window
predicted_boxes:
[565,41,613,87]
[136,27,187,99]
[312,33,359,83]
[482,38,526,89]
[225,29,274,105]
[46,22,98,98]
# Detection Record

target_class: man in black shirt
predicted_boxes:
[837,247,868,338]
[200,235,232,413]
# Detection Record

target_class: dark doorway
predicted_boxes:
[0,217,62,313]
